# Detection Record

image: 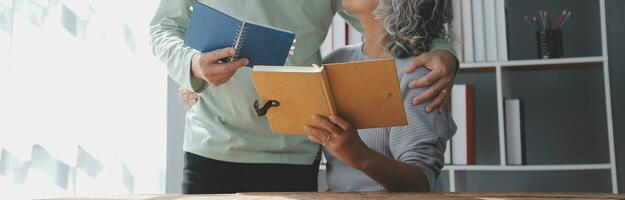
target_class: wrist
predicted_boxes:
[190,52,203,80]
[352,147,378,171]
[433,49,459,74]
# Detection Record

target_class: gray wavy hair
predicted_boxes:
[375,0,453,58]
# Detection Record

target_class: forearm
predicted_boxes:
[355,148,430,192]
[304,115,433,192]
[150,0,206,91]
[151,28,203,88]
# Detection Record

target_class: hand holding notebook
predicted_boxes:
[190,47,249,86]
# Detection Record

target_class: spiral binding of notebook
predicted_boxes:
[230,21,248,62]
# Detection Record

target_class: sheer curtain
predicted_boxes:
[0,0,167,199]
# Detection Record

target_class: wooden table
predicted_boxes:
[46,192,625,200]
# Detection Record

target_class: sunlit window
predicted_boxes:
[0,0,166,199]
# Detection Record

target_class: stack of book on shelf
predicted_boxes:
[443,84,527,166]
[452,0,509,63]
[446,84,476,165]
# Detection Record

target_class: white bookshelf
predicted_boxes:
[448,0,618,194]
[318,0,618,194]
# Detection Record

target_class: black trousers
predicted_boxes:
[182,152,320,194]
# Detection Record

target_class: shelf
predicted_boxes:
[502,56,605,67]
[321,163,612,172]
[443,163,612,171]
[460,62,498,69]
[459,56,605,69]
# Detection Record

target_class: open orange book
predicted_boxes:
[251,58,407,135]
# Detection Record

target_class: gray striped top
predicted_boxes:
[322,43,457,192]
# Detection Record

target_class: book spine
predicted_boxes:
[466,85,476,165]
[451,85,467,165]
[495,0,509,61]
[451,84,476,165]
[472,0,486,62]
[451,0,464,62]
[445,140,452,164]
[231,21,247,62]
[462,0,474,63]
[505,99,525,165]
[320,68,338,116]
[484,0,498,62]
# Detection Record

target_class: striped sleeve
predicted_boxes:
[388,67,456,191]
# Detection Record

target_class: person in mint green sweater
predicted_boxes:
[152,0,458,194]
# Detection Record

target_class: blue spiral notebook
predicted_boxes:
[184,1,296,67]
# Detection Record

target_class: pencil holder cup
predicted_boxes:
[536,29,563,59]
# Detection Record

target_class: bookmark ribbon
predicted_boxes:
[254,100,280,117]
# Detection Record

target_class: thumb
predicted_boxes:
[225,58,249,71]
[204,47,236,63]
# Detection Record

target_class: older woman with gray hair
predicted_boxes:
[303,0,456,192]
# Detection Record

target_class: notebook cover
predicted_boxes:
[324,58,407,129]
[239,23,295,66]
[184,1,295,67]
[184,2,241,54]
[251,67,336,135]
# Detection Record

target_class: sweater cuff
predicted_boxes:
[182,49,208,92]
[430,39,460,74]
